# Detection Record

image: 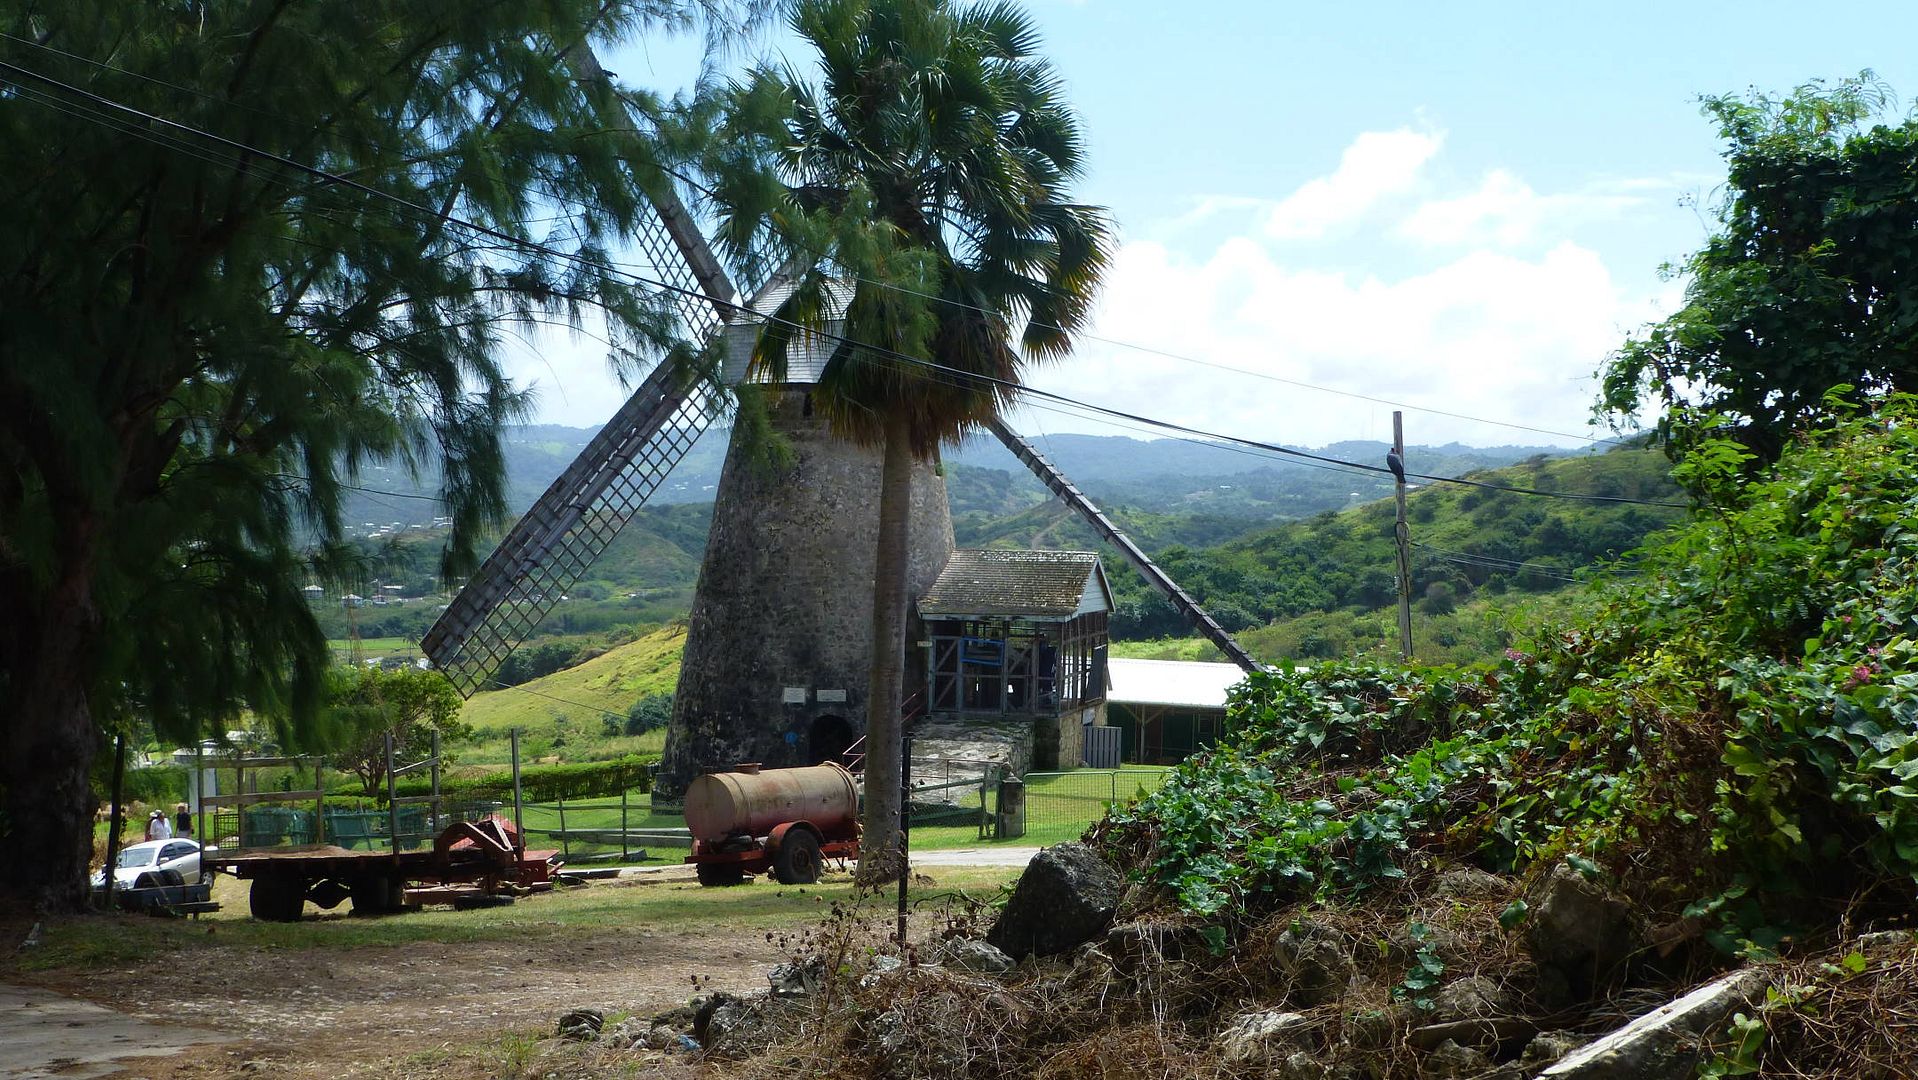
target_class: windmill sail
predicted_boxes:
[421,352,723,694]
[986,418,1264,674]
[421,157,751,693]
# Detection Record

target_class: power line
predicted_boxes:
[0,56,1688,511]
[4,29,1637,452]
[649,163,1634,450]
[1412,541,1640,580]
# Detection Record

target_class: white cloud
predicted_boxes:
[1020,233,1671,450]
[494,315,640,428]
[1399,169,1644,248]
[1263,128,1444,241]
[504,125,1686,455]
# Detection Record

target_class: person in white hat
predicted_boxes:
[145,808,173,843]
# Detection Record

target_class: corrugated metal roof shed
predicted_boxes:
[918,549,1110,620]
[1106,658,1245,710]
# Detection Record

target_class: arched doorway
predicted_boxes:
[807,714,856,766]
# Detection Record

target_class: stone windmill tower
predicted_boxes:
[656,285,958,795]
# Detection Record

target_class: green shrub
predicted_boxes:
[1103,398,1918,944]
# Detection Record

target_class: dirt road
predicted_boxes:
[13,911,785,1079]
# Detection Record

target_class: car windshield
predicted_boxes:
[115,847,158,868]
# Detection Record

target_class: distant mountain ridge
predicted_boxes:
[339,422,1577,532]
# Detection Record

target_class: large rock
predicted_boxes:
[1216,1009,1311,1065]
[1524,863,1636,995]
[555,1007,603,1041]
[1539,969,1766,1080]
[933,936,1014,974]
[986,843,1123,959]
[1273,919,1359,1006]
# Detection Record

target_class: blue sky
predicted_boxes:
[509,1,1918,450]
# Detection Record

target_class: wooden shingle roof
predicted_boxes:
[918,549,1110,620]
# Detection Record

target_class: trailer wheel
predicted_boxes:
[248,878,305,922]
[350,875,402,916]
[695,861,748,887]
[772,830,823,885]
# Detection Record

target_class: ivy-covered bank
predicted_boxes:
[1105,397,1918,952]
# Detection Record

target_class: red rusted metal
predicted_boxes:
[685,764,861,885]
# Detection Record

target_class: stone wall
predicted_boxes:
[657,390,954,797]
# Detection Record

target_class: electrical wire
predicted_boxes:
[0,54,1690,511]
[4,29,1639,452]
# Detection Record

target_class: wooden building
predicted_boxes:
[915,549,1112,770]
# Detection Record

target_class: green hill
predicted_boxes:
[458,623,685,766]
[1109,445,1682,654]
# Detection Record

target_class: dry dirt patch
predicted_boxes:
[4,867,1016,1079]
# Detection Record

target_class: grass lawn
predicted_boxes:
[13,864,1020,975]
[502,765,1171,856]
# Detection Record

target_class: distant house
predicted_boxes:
[301,584,324,599]
[1105,658,1246,764]
[916,549,1112,771]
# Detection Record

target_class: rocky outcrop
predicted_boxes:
[986,842,1123,959]
[1215,1009,1311,1065]
[932,936,1015,974]
[1273,919,1360,1006]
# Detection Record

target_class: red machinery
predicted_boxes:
[684,762,860,886]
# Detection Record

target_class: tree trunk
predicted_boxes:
[855,413,914,887]
[1,573,104,913]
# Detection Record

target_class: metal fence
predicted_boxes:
[195,798,504,855]
[1017,768,1170,834]
[518,787,689,864]
[193,767,1176,861]
[897,767,1173,840]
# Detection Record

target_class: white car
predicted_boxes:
[92,839,213,889]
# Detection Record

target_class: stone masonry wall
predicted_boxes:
[656,390,954,798]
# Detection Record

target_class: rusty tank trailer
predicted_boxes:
[682,762,859,886]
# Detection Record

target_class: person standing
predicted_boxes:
[174,802,192,838]
[145,809,172,842]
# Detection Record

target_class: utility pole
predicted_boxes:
[1392,412,1413,661]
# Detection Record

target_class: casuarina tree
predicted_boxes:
[0,0,765,911]
[708,0,1112,883]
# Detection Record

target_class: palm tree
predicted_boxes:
[712,0,1112,883]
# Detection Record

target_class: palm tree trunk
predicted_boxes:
[856,412,913,887]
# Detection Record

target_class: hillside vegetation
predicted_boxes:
[458,623,685,765]
[1084,401,1918,1074]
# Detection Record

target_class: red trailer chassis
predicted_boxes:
[208,815,561,921]
[687,820,858,887]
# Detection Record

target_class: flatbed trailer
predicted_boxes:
[207,817,561,921]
